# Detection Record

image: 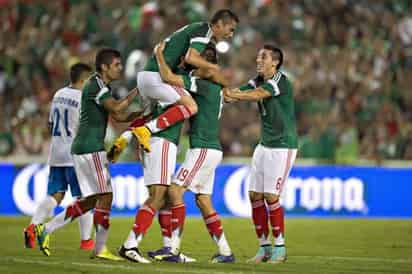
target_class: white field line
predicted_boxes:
[1,255,411,274]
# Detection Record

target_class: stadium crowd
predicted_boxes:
[1,0,412,163]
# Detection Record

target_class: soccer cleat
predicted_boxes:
[80,239,95,250]
[246,245,272,263]
[34,224,50,256]
[118,245,151,263]
[147,246,171,259]
[24,224,36,248]
[267,245,287,264]
[131,126,151,152]
[158,252,197,263]
[107,136,129,163]
[211,253,235,263]
[92,246,124,261]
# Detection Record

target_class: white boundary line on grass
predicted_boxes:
[2,255,411,273]
[2,257,246,274]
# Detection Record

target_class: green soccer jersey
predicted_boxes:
[145,22,212,72]
[182,75,223,150]
[240,72,298,148]
[71,73,113,154]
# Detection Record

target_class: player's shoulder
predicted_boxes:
[189,21,210,35]
[84,73,104,91]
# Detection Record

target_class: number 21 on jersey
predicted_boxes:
[51,108,71,137]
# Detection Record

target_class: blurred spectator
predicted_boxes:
[1,0,412,164]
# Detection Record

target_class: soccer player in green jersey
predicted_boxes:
[35,49,140,260]
[126,9,238,153]
[148,42,234,263]
[224,45,298,264]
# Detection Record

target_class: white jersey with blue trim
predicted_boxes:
[47,86,81,166]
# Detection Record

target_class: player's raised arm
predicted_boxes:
[155,42,185,88]
[185,47,220,72]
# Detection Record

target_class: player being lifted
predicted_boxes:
[24,63,95,251]
[117,41,224,263]
[148,42,235,263]
[35,49,140,260]
[111,9,238,155]
[224,45,298,264]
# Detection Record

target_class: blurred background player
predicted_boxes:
[24,63,94,251]
[148,42,234,263]
[115,9,238,153]
[224,45,298,264]
[34,48,140,260]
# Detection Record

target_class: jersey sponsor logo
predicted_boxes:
[223,167,367,217]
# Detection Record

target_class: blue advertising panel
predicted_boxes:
[0,163,411,218]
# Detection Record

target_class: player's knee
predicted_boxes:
[168,184,184,205]
[249,191,264,202]
[52,192,65,204]
[264,192,279,204]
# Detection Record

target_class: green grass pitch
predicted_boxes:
[1,217,412,274]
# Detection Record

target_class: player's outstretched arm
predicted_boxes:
[103,87,139,114]
[225,87,271,101]
[155,42,185,87]
[111,111,143,122]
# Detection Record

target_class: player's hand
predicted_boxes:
[223,88,238,103]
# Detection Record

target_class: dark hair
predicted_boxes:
[263,44,283,69]
[95,48,121,72]
[211,9,239,24]
[70,63,92,83]
[202,43,218,64]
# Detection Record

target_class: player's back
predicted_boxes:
[48,86,81,166]
[145,22,212,72]
[188,79,223,151]
[71,74,110,155]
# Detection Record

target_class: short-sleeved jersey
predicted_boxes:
[240,72,298,148]
[71,73,113,154]
[182,75,223,151]
[47,86,81,166]
[145,22,212,72]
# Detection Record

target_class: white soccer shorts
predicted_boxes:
[137,71,190,108]
[248,145,297,195]
[143,137,177,186]
[173,148,222,195]
[73,151,112,197]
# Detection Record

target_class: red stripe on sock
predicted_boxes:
[156,105,194,129]
[158,210,172,238]
[171,204,185,233]
[251,199,269,240]
[133,204,156,235]
[204,212,223,238]
[268,200,284,239]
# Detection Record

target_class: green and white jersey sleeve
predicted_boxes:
[94,76,111,105]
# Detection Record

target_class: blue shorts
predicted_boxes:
[47,166,82,197]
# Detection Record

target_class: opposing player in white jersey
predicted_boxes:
[24,63,94,250]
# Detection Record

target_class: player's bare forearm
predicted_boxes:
[226,87,271,101]
[155,43,185,87]
[185,48,219,71]
[105,88,139,113]
[208,69,229,87]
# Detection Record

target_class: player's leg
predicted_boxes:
[147,206,172,259]
[66,166,95,250]
[264,148,297,264]
[120,137,176,263]
[132,72,197,152]
[25,166,68,248]
[195,194,234,263]
[247,145,272,263]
